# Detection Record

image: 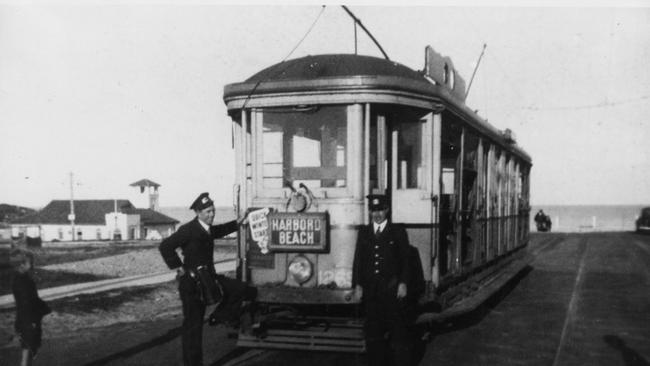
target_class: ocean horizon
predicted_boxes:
[159,204,649,233]
[530,204,647,233]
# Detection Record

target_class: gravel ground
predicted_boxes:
[41,249,177,277]
[39,245,235,277]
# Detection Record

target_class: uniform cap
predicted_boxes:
[190,192,214,211]
[367,194,389,211]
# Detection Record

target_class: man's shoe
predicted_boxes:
[208,313,225,326]
[251,322,268,339]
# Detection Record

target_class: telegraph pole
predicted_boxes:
[68,172,76,241]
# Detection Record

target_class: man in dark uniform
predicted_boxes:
[159,192,256,366]
[352,195,413,366]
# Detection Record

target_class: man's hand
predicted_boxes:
[354,285,363,302]
[176,267,186,279]
[397,282,407,299]
[237,212,250,225]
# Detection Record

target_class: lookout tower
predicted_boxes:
[129,179,161,210]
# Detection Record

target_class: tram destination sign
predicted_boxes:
[267,212,329,252]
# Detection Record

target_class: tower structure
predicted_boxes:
[129,179,161,210]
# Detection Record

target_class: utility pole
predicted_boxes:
[68,172,76,241]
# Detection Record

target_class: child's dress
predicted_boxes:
[12,272,51,354]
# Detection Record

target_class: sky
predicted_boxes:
[0,2,649,209]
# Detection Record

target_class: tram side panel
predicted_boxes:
[434,114,531,292]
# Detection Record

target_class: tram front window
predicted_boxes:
[262,106,347,190]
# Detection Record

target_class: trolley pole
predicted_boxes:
[465,43,487,100]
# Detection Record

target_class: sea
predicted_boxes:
[158,206,236,226]
[530,205,648,233]
[158,205,649,234]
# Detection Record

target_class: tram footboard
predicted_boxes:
[236,316,365,353]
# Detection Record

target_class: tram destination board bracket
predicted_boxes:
[267,212,329,253]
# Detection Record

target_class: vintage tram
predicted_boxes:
[222,46,532,352]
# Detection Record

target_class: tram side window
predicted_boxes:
[262,106,347,190]
[397,121,424,189]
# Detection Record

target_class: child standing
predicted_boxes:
[10,250,50,366]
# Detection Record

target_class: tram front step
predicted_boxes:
[237,326,366,353]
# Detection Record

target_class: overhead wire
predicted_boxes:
[462,9,649,116]
[240,6,327,111]
[520,95,650,111]
[462,9,529,118]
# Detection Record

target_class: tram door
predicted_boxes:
[371,108,436,283]
[369,107,436,282]
[439,120,462,276]
[388,111,434,224]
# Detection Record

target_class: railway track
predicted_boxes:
[211,348,270,366]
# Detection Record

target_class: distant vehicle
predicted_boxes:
[534,210,552,232]
[636,207,650,233]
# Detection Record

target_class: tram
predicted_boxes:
[222,46,532,352]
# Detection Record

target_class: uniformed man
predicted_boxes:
[159,192,256,366]
[352,194,413,366]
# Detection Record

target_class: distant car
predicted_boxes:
[636,207,650,233]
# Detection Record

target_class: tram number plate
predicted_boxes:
[318,268,352,288]
[267,212,328,252]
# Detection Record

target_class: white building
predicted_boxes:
[10,199,178,242]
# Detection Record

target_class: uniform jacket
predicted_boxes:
[159,217,238,274]
[12,272,50,329]
[352,222,411,293]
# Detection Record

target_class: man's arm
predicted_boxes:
[159,226,188,270]
[396,225,411,298]
[210,220,238,239]
[352,228,366,288]
[352,228,366,301]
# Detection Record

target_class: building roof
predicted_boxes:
[129,179,161,188]
[11,200,135,225]
[124,208,179,225]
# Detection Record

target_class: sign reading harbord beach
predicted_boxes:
[267,212,328,252]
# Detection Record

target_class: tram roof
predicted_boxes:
[243,54,424,83]
[223,54,531,163]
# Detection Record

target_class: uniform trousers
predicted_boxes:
[363,279,415,366]
[179,273,257,366]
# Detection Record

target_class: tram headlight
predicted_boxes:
[288,255,313,285]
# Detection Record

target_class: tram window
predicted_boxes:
[262,106,347,189]
[262,130,284,188]
[397,121,424,189]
